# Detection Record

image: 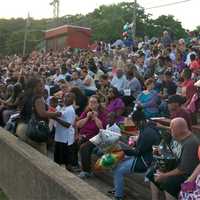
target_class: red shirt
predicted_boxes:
[48,106,56,112]
[181,80,197,106]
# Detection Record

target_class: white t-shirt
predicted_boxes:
[54,105,76,145]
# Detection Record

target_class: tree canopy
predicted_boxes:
[0,1,193,55]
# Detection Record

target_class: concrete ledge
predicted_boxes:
[0,128,111,200]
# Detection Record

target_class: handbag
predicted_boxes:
[26,97,50,143]
[26,112,50,143]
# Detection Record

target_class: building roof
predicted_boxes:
[44,24,92,39]
[45,24,91,32]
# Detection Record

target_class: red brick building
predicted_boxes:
[44,25,92,50]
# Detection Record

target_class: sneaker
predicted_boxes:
[107,189,115,195]
[78,171,93,179]
[71,166,81,173]
[107,190,123,200]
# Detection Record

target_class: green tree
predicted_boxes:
[0,2,189,55]
[151,15,187,39]
[194,26,200,33]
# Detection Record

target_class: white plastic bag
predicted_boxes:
[90,129,121,151]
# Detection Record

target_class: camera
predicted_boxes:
[153,128,178,172]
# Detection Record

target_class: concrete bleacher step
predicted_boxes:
[94,171,151,200]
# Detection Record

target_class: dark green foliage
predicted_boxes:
[0,2,189,55]
[0,189,8,200]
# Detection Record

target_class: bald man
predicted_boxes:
[152,118,199,200]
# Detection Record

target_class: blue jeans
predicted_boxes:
[114,157,136,198]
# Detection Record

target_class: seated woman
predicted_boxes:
[76,95,107,178]
[136,78,160,119]
[0,84,14,126]
[186,79,200,124]
[111,107,161,200]
[106,87,125,123]
[0,83,23,125]
[180,68,197,107]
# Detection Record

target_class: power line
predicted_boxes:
[145,0,191,10]
[138,0,162,5]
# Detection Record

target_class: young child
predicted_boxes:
[54,92,76,171]
[48,96,58,132]
[106,112,121,134]
[48,96,58,112]
[47,97,58,151]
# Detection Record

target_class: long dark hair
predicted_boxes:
[70,87,88,106]
[109,86,120,99]
[19,76,42,121]
[24,76,42,97]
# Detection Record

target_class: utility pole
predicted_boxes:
[23,13,30,56]
[132,0,137,41]
[50,0,60,26]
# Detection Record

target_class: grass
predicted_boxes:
[0,190,8,200]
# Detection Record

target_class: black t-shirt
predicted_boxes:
[124,122,161,163]
[162,81,177,96]
[177,134,199,176]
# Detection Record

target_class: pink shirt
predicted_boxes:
[181,80,197,106]
[79,111,107,140]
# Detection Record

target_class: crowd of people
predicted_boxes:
[0,30,200,200]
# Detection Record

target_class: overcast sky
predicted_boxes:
[0,0,199,30]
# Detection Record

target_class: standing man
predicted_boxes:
[161,31,172,48]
